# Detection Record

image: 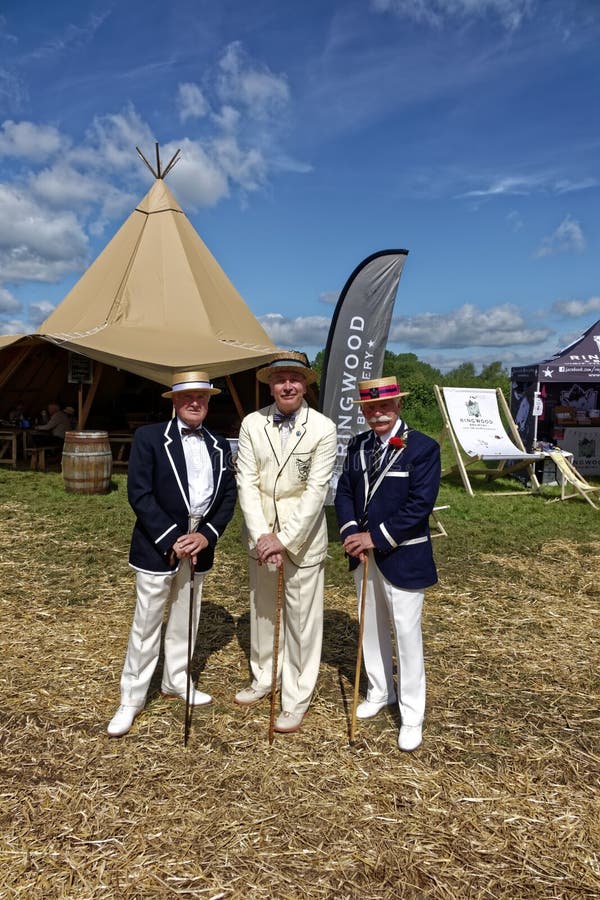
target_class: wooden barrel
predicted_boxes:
[62,431,112,494]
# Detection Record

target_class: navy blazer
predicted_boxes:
[127,418,237,575]
[335,423,440,590]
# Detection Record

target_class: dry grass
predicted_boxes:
[0,492,599,898]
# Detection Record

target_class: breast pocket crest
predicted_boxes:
[295,456,312,482]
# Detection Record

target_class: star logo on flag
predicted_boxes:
[368,340,375,348]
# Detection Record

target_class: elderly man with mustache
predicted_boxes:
[334,376,440,752]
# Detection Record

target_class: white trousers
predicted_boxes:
[353,561,426,726]
[248,557,324,716]
[120,565,205,707]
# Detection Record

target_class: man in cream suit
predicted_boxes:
[235,353,336,733]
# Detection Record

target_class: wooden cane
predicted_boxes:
[184,556,195,747]
[268,565,285,746]
[350,553,369,744]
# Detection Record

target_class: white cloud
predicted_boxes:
[23,11,110,63]
[212,104,241,134]
[259,313,332,347]
[177,83,209,123]
[164,139,230,208]
[319,291,340,305]
[461,174,544,198]
[30,163,102,208]
[552,296,600,317]
[534,214,586,259]
[0,183,88,283]
[0,119,64,161]
[0,317,30,335]
[461,173,597,200]
[29,300,56,327]
[211,136,266,192]
[371,0,536,30]
[388,302,552,348]
[77,104,155,175]
[217,42,290,121]
[0,287,19,312]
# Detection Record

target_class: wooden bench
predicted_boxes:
[108,433,134,467]
[25,445,57,471]
[0,431,18,468]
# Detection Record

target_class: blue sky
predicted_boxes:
[1,0,599,372]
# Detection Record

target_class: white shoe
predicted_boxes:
[234,685,271,706]
[356,699,394,719]
[398,724,422,752]
[107,704,143,737]
[273,710,305,733]
[161,688,212,706]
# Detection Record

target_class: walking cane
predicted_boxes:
[350,552,369,744]
[184,555,195,747]
[268,565,285,746]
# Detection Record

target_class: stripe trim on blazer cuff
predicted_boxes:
[340,520,358,534]
[378,529,430,549]
[379,523,397,547]
[156,523,178,544]
[206,522,219,538]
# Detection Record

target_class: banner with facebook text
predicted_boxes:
[319,249,408,502]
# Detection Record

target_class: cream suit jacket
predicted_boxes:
[237,401,337,567]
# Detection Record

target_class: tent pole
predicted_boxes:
[0,343,33,392]
[225,375,246,422]
[533,380,540,447]
[79,363,104,430]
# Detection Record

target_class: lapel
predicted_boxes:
[163,419,225,519]
[202,427,224,518]
[263,406,280,466]
[365,422,409,503]
[163,418,190,511]
[263,402,309,473]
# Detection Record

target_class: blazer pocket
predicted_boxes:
[291,451,312,483]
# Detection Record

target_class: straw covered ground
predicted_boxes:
[0,470,599,898]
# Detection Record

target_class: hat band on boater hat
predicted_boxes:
[161,370,221,398]
[353,376,410,404]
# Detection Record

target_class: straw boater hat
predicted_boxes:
[256,351,318,385]
[161,370,221,399]
[353,376,410,404]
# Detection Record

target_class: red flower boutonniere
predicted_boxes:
[389,436,405,450]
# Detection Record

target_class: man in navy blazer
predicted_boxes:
[108,370,236,737]
[335,376,440,751]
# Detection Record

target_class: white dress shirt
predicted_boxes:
[178,419,213,517]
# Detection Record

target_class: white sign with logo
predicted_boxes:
[558,427,600,476]
[442,387,537,459]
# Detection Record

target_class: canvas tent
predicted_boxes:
[0,169,280,431]
[510,320,600,474]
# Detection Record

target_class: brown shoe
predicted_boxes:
[273,710,305,733]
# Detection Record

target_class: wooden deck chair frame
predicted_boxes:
[434,385,541,497]
[545,451,599,509]
[430,505,449,538]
